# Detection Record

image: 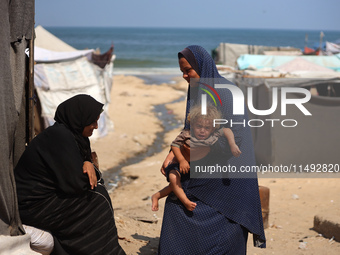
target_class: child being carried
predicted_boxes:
[152,104,241,211]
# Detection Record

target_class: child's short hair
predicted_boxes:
[188,104,222,129]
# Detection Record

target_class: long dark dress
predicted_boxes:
[14,95,125,255]
[158,46,266,255]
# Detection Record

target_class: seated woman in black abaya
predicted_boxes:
[14,94,125,255]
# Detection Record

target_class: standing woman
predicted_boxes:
[14,95,125,255]
[158,46,266,254]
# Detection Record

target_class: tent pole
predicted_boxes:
[27,26,35,144]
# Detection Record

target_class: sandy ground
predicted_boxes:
[91,75,340,255]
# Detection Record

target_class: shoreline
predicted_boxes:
[92,74,340,255]
[91,74,187,254]
[91,74,187,189]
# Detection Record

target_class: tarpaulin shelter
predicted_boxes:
[0,0,40,253]
[215,41,340,177]
[33,26,115,139]
[235,76,340,175]
[237,54,340,72]
[239,57,340,79]
[214,42,302,68]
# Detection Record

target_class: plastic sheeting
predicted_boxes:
[237,54,340,72]
[214,42,301,67]
[35,25,76,52]
[34,46,94,62]
[34,53,115,139]
[32,27,115,139]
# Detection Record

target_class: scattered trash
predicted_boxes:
[118,236,131,242]
[292,194,299,200]
[270,224,282,229]
[133,217,158,224]
[120,134,128,138]
[119,91,133,97]
[298,242,307,249]
[127,175,139,180]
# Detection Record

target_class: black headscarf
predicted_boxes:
[54,94,103,161]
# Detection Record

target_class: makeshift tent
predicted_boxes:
[214,42,301,67]
[215,41,340,177]
[235,76,340,177]
[33,25,115,139]
[237,54,340,72]
[239,57,340,79]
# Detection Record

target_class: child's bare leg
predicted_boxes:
[169,170,197,211]
[151,185,172,211]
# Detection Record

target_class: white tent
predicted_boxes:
[35,25,77,51]
[33,26,115,139]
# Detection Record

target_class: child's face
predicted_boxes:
[192,118,214,140]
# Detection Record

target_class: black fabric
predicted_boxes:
[14,95,125,254]
[91,45,114,69]
[15,123,90,197]
[18,183,125,255]
[54,94,103,161]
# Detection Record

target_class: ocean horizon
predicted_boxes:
[43,26,340,80]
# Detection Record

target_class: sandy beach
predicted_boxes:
[91,74,340,255]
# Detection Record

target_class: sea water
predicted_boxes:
[46,27,340,82]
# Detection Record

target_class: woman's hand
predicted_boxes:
[161,151,175,176]
[83,161,97,189]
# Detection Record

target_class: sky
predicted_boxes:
[35,0,340,31]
